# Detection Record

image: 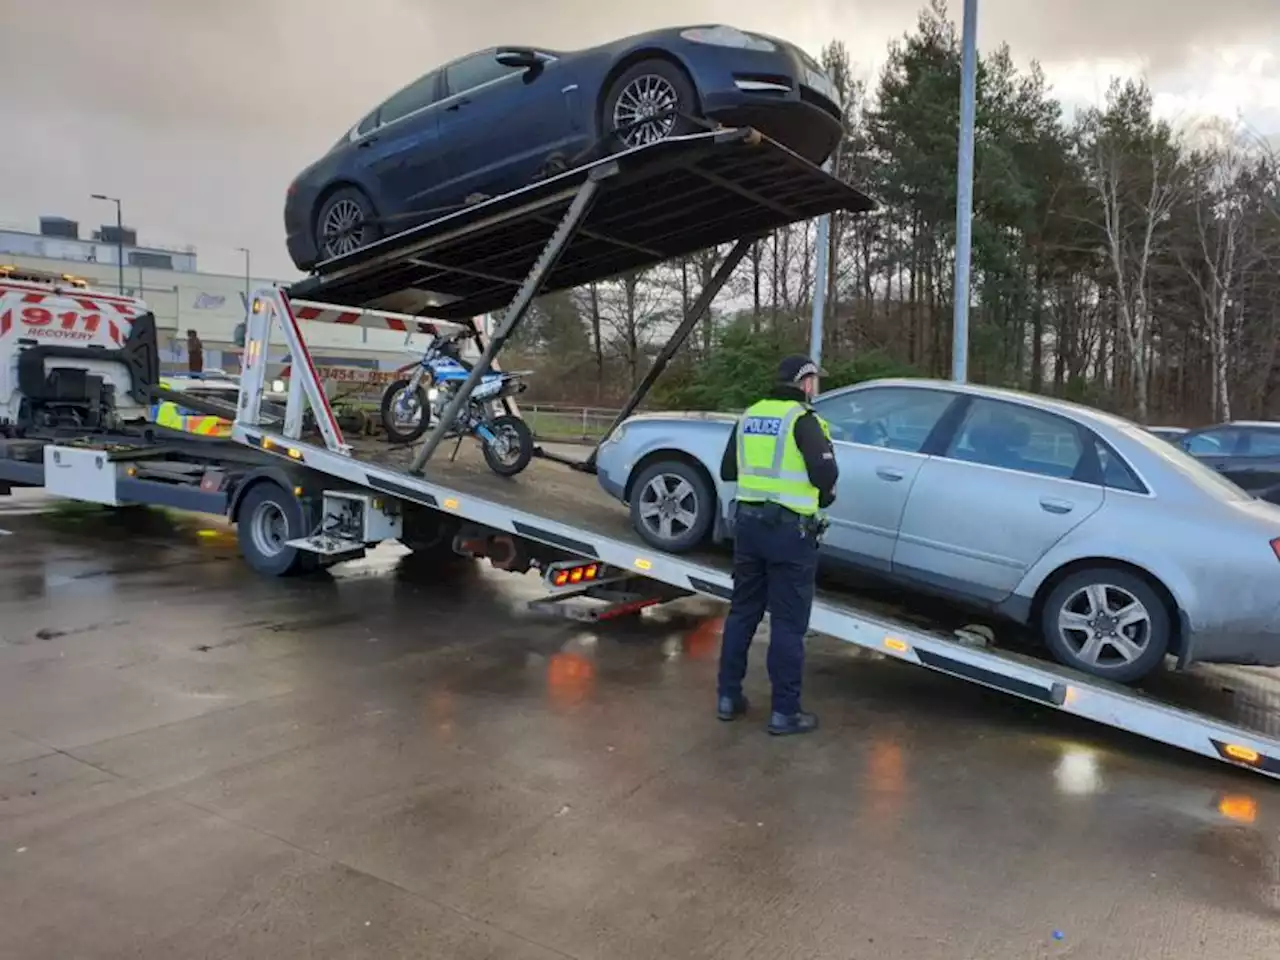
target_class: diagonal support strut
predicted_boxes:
[580,236,756,472]
[408,170,608,475]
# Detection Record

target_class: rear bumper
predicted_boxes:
[284,181,323,271]
[1185,626,1280,668]
[286,230,318,273]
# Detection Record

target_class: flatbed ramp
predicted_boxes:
[228,128,1280,782]
[256,434,1280,781]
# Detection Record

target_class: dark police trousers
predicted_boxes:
[717,502,820,716]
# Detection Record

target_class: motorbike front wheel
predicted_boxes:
[482,414,534,477]
[380,378,431,444]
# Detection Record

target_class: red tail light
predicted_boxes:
[551,563,599,587]
[1271,537,1280,562]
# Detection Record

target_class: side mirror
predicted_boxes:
[495,47,541,71]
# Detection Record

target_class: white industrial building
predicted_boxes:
[0,216,425,375]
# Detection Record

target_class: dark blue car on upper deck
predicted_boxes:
[284,24,844,271]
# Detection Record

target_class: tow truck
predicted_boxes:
[2,129,1279,782]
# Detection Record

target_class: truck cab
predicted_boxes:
[0,265,160,436]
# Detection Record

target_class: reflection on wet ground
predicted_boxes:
[1,505,1279,959]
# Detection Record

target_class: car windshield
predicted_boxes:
[1113,420,1254,501]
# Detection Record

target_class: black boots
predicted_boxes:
[767,711,819,736]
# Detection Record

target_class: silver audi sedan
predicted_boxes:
[594,378,1280,683]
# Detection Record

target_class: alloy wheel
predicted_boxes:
[320,199,370,258]
[637,473,700,541]
[1057,582,1153,668]
[613,75,680,147]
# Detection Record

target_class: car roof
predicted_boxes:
[830,377,1136,429]
[1182,419,1280,433]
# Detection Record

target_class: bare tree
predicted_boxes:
[1177,124,1262,420]
[1080,83,1184,421]
[597,270,672,389]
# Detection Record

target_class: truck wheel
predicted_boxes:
[1040,567,1171,684]
[399,511,466,565]
[237,482,313,577]
[629,459,714,553]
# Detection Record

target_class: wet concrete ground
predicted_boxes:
[1,505,1279,959]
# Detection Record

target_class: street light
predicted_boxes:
[235,246,251,349]
[90,194,125,294]
[951,0,978,382]
[235,246,251,304]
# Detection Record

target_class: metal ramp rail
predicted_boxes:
[231,128,1280,782]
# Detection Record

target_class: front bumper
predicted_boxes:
[677,40,844,164]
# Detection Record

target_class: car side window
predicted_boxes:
[944,398,1083,480]
[379,71,440,125]
[1094,440,1147,493]
[811,387,954,453]
[1241,429,1280,457]
[356,109,379,136]
[444,53,525,97]
[1181,428,1240,456]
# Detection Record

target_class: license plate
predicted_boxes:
[804,67,838,105]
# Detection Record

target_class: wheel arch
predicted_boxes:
[623,447,719,508]
[596,48,703,133]
[1028,557,1187,659]
[228,465,313,525]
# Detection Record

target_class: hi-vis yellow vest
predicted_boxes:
[735,398,829,516]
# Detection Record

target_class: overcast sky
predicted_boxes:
[2,0,1277,279]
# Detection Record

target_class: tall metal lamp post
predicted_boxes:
[235,247,252,351]
[90,193,125,294]
[951,0,978,382]
[235,246,251,308]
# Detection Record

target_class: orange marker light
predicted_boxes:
[1224,743,1261,765]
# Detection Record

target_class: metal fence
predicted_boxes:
[522,404,622,444]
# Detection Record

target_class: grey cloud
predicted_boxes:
[0,0,1276,276]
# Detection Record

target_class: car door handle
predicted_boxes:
[875,466,905,482]
[446,98,471,111]
[1039,497,1074,514]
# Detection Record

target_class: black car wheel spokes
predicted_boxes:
[612,75,680,147]
[321,199,368,258]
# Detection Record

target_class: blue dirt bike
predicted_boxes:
[379,329,534,477]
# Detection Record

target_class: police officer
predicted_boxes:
[716,355,838,736]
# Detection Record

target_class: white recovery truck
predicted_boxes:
[2,129,1279,782]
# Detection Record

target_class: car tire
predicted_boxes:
[602,59,703,151]
[314,186,383,263]
[629,459,715,553]
[1039,567,1172,684]
[236,481,314,577]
